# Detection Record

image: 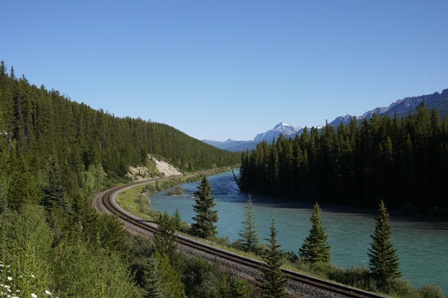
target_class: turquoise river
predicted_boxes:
[150,171,448,294]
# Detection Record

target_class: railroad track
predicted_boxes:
[97,180,385,298]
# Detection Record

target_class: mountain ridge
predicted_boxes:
[204,88,448,151]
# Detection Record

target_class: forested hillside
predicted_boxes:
[239,104,448,215]
[0,61,239,202]
[0,62,243,297]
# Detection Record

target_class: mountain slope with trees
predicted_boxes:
[0,61,244,297]
[0,61,239,206]
[238,103,448,215]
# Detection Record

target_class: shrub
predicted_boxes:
[416,284,445,298]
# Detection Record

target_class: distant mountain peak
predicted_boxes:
[254,122,301,142]
[273,122,291,129]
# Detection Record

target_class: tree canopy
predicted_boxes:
[299,202,331,263]
[368,200,401,289]
[260,219,287,298]
[191,177,219,239]
[238,103,448,214]
[238,195,259,253]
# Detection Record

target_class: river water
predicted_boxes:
[150,171,448,294]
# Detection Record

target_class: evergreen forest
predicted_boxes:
[0,62,244,297]
[238,103,448,215]
[0,61,239,206]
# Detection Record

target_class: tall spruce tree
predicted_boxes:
[154,212,178,262]
[299,202,331,263]
[191,177,218,239]
[142,256,164,298]
[260,219,287,297]
[239,194,259,253]
[42,156,70,212]
[368,200,401,289]
[173,208,182,231]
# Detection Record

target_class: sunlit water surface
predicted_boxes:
[150,171,448,294]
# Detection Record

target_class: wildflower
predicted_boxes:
[6,277,12,281]
[31,293,38,298]
[44,290,52,295]
[31,274,35,279]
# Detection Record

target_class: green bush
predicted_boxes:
[416,284,446,298]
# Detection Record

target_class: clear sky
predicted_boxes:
[2,1,447,141]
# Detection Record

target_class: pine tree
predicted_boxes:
[154,252,186,298]
[97,214,127,254]
[7,148,39,210]
[173,208,182,231]
[191,177,218,239]
[154,212,178,261]
[260,219,287,298]
[368,200,401,289]
[142,256,164,298]
[239,194,259,253]
[299,202,331,263]
[42,156,70,212]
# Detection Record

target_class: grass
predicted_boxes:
[115,183,159,221]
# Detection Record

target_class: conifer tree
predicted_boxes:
[154,252,186,298]
[260,219,287,297]
[368,200,401,289]
[173,208,182,231]
[191,177,218,239]
[7,148,39,210]
[42,156,70,212]
[97,214,127,254]
[299,202,331,263]
[239,194,259,253]
[154,212,178,261]
[142,256,164,298]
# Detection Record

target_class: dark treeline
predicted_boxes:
[0,61,239,203]
[239,103,448,214]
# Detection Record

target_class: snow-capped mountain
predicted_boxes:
[202,122,302,152]
[253,122,301,142]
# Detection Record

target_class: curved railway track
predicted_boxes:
[97,180,385,298]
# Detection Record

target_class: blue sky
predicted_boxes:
[2,1,447,141]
